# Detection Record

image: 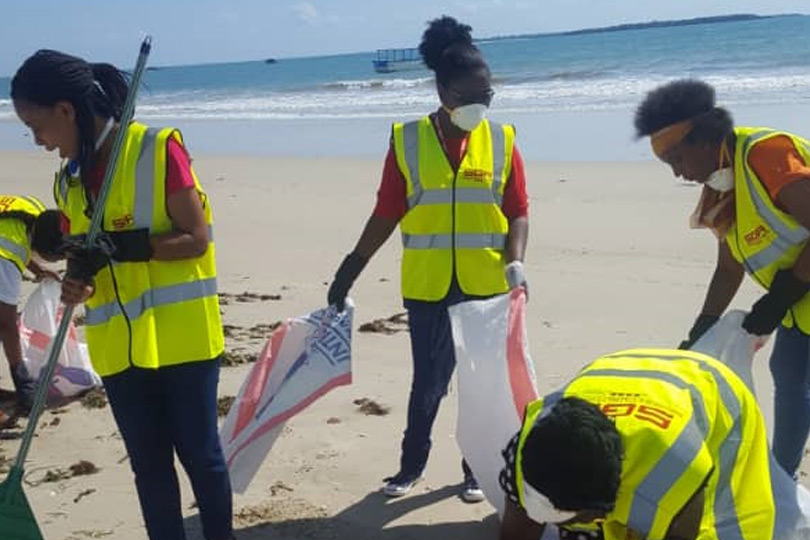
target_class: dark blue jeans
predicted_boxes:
[400,282,477,481]
[103,357,233,540]
[770,325,810,477]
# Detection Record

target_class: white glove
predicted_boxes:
[505,260,528,301]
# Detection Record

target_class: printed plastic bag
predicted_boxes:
[220,302,354,493]
[450,289,538,517]
[18,279,100,399]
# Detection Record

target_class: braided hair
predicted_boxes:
[522,397,623,512]
[11,50,129,190]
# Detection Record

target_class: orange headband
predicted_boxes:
[650,119,694,158]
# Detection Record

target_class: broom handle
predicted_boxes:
[13,37,153,469]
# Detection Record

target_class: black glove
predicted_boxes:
[64,235,115,283]
[678,313,720,350]
[327,252,368,311]
[743,269,810,336]
[108,229,153,262]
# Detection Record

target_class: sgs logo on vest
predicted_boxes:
[462,169,493,182]
[0,196,16,213]
[600,402,675,430]
[744,225,771,246]
[112,214,134,230]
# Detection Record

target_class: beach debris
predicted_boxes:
[221,351,258,367]
[70,460,99,477]
[43,469,71,483]
[219,292,282,305]
[223,322,281,342]
[68,528,115,538]
[234,498,328,529]
[73,488,96,503]
[269,480,294,496]
[81,387,108,409]
[358,312,408,335]
[223,324,241,338]
[218,396,235,417]
[40,460,99,484]
[353,397,390,416]
[248,322,281,339]
[326,417,341,425]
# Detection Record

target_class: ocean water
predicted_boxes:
[2,14,810,161]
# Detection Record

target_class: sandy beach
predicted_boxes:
[0,150,795,539]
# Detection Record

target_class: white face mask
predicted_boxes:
[523,482,577,524]
[449,103,487,132]
[705,167,734,193]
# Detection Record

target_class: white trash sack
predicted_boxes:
[18,278,101,399]
[691,310,810,540]
[220,302,354,493]
[450,289,538,518]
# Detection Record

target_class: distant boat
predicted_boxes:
[265,58,278,64]
[372,48,423,73]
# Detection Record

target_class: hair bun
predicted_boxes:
[419,16,473,72]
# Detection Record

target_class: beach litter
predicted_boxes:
[358,313,408,335]
[353,398,390,416]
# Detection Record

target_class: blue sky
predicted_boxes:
[1,0,807,75]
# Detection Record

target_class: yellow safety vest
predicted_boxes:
[726,127,810,334]
[392,117,515,301]
[515,349,791,540]
[54,122,224,377]
[0,195,46,273]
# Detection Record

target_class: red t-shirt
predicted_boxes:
[60,137,196,232]
[373,120,529,220]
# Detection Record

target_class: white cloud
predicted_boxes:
[293,1,320,26]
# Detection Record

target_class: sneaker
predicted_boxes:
[461,477,485,503]
[382,473,420,498]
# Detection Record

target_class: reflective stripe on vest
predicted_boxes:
[85,277,218,326]
[134,127,159,229]
[0,236,28,263]
[401,232,507,250]
[736,130,810,272]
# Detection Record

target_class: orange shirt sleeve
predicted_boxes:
[747,135,810,202]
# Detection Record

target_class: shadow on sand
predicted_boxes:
[185,482,499,540]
